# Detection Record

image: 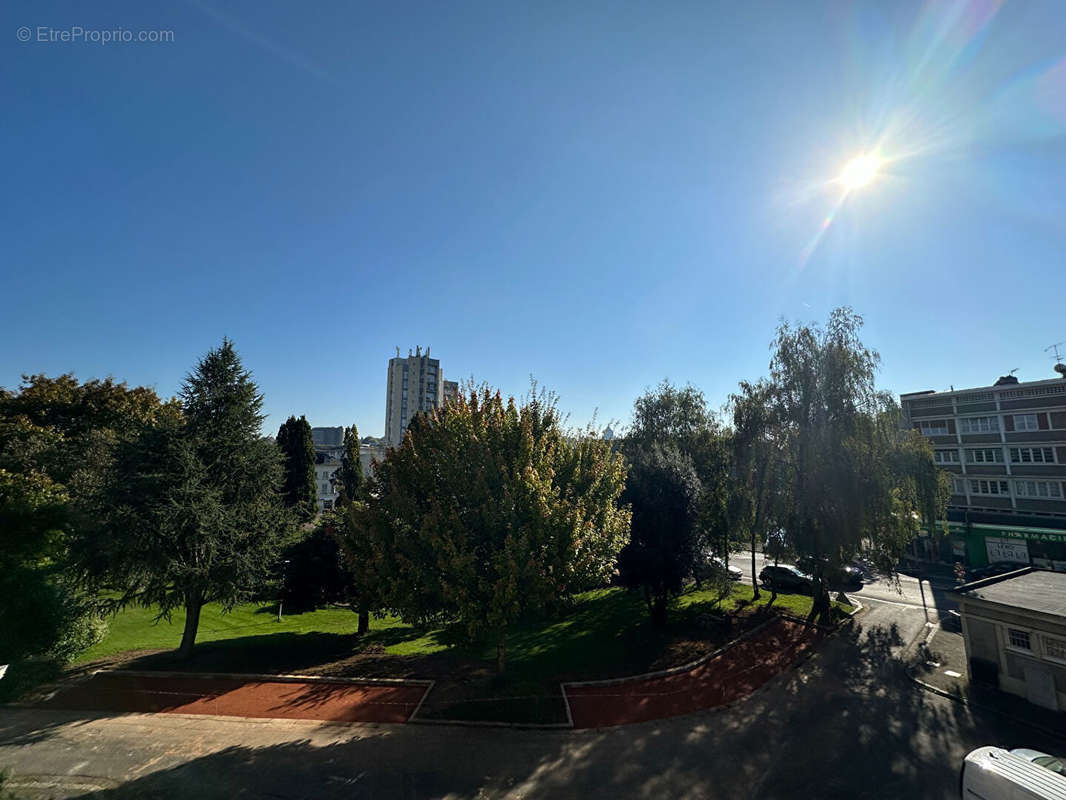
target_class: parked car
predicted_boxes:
[968,561,1028,581]
[796,556,864,591]
[1011,748,1066,777]
[694,554,743,582]
[758,564,813,594]
[711,556,743,582]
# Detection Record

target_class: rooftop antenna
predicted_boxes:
[1046,341,1066,378]
[1009,368,1018,376]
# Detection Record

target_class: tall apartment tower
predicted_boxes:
[385,346,445,447]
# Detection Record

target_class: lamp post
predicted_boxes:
[277,559,290,623]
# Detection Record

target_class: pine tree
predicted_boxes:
[76,339,292,658]
[276,415,317,521]
[334,424,363,506]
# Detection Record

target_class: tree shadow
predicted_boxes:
[7,609,1065,799]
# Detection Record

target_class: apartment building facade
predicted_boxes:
[384,346,446,447]
[901,375,1066,571]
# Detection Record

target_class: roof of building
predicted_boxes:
[958,569,1066,618]
[900,375,1066,400]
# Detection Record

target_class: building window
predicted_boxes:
[1008,629,1031,651]
[1014,479,1063,499]
[1046,636,1066,662]
[952,477,967,494]
[969,479,1009,496]
[321,483,329,495]
[966,448,1003,464]
[919,421,949,436]
[958,416,999,434]
[934,450,960,464]
[1013,414,1040,432]
[1010,447,1055,464]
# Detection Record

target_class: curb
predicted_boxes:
[908,673,1066,741]
[101,669,433,687]
[905,630,1066,742]
[561,616,780,690]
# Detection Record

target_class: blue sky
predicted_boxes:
[3,1,1065,437]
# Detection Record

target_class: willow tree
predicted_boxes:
[343,386,630,674]
[728,379,783,597]
[767,308,948,624]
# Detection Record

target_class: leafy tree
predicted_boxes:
[616,445,703,627]
[333,424,363,505]
[276,415,317,520]
[0,375,173,665]
[0,470,71,664]
[343,386,630,673]
[75,340,292,658]
[623,382,733,573]
[765,308,948,624]
[728,380,783,597]
[279,513,352,612]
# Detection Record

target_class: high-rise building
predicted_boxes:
[901,371,1066,571]
[385,346,445,447]
[443,380,460,405]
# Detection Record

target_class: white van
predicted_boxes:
[962,747,1066,800]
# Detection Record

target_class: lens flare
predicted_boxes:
[838,153,883,190]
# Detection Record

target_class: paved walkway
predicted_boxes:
[914,625,1066,735]
[564,618,824,728]
[40,673,429,724]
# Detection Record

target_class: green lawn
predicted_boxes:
[78,584,850,675]
[76,602,449,665]
[54,584,851,723]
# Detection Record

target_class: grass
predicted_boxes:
[50,584,851,723]
[76,602,450,665]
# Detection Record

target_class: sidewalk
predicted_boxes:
[912,624,1066,736]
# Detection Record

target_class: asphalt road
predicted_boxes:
[729,550,959,616]
[3,597,1062,799]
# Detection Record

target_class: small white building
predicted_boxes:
[315,451,341,511]
[957,568,1066,711]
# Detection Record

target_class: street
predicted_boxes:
[729,550,958,617]
[3,590,1062,799]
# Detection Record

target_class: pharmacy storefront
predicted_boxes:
[914,521,1066,572]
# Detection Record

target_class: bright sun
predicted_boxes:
[838,153,883,190]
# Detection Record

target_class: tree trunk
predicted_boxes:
[496,631,506,675]
[650,593,668,628]
[750,540,760,600]
[358,608,369,635]
[805,579,831,627]
[178,591,203,660]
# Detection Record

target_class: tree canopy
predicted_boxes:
[74,340,292,657]
[341,386,630,673]
[616,444,703,627]
[276,415,317,520]
[765,308,948,623]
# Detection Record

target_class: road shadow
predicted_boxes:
[7,608,1064,800]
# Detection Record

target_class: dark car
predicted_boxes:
[758,564,813,594]
[694,554,743,583]
[967,561,1028,582]
[796,557,864,591]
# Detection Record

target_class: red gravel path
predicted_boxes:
[564,617,824,728]
[41,673,429,724]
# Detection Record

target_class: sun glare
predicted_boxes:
[838,153,883,191]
